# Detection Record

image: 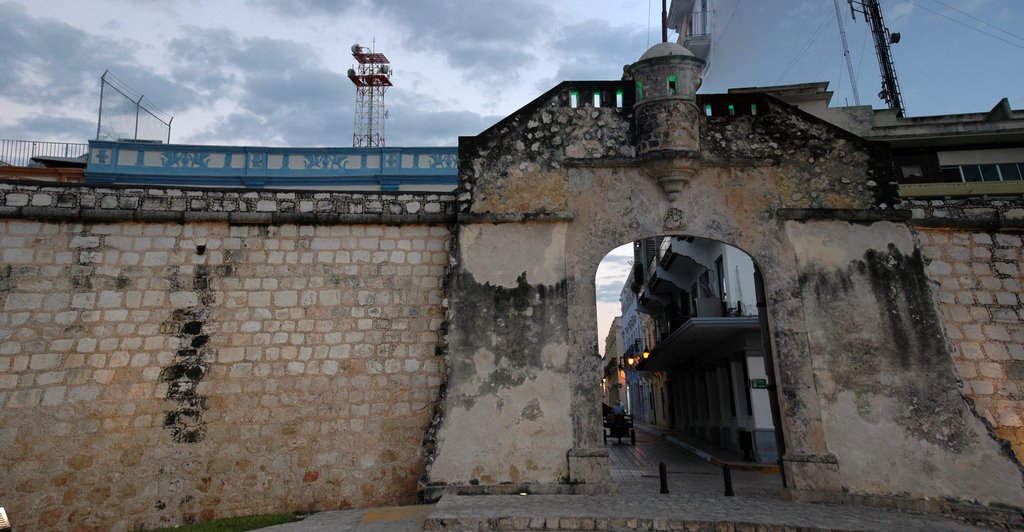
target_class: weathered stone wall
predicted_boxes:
[0,184,453,531]
[908,196,1024,463]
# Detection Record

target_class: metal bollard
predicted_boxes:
[659,462,669,494]
[722,465,734,497]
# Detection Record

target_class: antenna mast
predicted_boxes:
[833,0,861,105]
[348,43,393,148]
[848,0,905,117]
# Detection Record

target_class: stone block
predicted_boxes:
[30,353,61,370]
[68,385,99,402]
[995,234,1022,247]
[985,325,1012,341]
[979,362,1004,379]
[5,293,43,310]
[970,380,996,395]
[169,291,199,308]
[42,386,67,406]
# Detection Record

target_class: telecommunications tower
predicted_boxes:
[848,0,905,117]
[347,43,393,147]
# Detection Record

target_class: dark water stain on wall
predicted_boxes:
[799,244,975,452]
[160,265,217,444]
[447,270,568,409]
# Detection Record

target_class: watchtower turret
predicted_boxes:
[626,42,705,200]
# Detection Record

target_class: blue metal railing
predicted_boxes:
[85,140,458,191]
[0,139,89,167]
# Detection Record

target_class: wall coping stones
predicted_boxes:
[0,182,457,225]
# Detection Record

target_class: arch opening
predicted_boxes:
[594,234,787,488]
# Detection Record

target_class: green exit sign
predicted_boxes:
[750,378,768,389]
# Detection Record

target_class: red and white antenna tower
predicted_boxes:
[347,42,393,147]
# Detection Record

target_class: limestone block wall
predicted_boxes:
[909,197,1024,464]
[0,184,454,531]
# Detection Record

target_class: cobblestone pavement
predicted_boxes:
[263,427,985,531]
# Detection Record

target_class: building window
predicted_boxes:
[999,163,1022,180]
[616,89,624,108]
[751,103,758,115]
[900,165,923,179]
[593,91,602,108]
[940,166,963,182]
[942,162,1024,182]
[667,75,678,95]
[727,104,736,116]
[569,90,580,108]
[705,104,713,116]
[636,81,644,101]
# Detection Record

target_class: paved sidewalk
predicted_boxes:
[262,428,986,531]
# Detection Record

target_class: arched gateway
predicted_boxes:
[424,41,1024,515]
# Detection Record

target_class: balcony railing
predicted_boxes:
[687,10,711,38]
[0,139,89,167]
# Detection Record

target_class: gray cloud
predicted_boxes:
[0,2,197,119]
[595,281,626,304]
[386,103,502,146]
[0,114,95,141]
[253,0,553,80]
[540,19,648,88]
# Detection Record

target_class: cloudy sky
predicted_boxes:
[2,0,1022,352]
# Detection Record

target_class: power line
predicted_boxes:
[775,12,834,84]
[714,0,742,47]
[927,0,1024,44]
[905,0,1024,51]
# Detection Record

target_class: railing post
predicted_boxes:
[722,465,734,497]
[659,462,669,494]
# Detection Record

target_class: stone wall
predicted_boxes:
[909,196,1024,463]
[0,184,454,531]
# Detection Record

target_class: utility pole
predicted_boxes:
[848,0,905,117]
[662,0,669,43]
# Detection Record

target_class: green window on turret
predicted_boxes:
[616,89,624,108]
[636,81,644,100]
[668,75,678,96]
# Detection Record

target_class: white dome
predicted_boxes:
[638,42,695,61]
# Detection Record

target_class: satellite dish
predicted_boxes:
[381,65,390,75]
[348,68,356,77]
[889,32,901,44]
[351,44,361,53]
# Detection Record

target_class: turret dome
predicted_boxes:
[638,42,695,61]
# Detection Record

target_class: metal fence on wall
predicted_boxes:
[96,70,172,143]
[0,139,89,167]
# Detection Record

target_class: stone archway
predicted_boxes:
[422,42,1024,515]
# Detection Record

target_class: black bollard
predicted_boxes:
[659,462,669,494]
[722,465,734,497]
